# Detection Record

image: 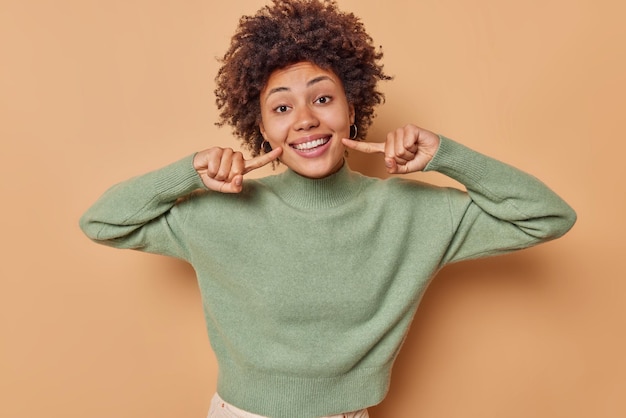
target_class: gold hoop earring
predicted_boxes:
[260,139,269,154]
[349,124,358,140]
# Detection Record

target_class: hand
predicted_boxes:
[193,146,283,193]
[342,124,440,174]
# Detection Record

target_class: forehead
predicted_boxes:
[262,61,343,93]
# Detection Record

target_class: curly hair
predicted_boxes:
[215,0,391,156]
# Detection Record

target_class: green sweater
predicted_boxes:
[80,137,576,417]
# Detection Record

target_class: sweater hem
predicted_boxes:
[216,361,390,418]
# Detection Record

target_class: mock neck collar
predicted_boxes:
[265,161,363,210]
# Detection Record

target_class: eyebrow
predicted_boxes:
[265,75,335,101]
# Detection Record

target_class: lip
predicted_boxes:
[288,134,333,158]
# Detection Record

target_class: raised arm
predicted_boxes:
[79,147,282,258]
[343,125,577,263]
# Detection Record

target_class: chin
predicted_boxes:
[292,159,344,179]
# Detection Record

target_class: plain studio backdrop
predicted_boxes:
[1,0,624,417]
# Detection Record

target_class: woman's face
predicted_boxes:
[259,61,355,179]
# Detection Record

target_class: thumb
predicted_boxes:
[216,174,244,194]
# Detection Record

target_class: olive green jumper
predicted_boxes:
[80,137,576,417]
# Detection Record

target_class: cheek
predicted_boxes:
[260,118,290,149]
[259,112,276,136]
[261,119,285,137]
[330,112,351,133]
[330,102,353,128]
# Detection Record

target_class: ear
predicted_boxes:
[259,121,266,139]
[349,104,355,124]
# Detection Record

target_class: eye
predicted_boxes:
[315,95,332,105]
[274,104,290,113]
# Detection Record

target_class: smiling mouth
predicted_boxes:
[291,136,331,151]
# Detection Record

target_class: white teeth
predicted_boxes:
[292,137,329,151]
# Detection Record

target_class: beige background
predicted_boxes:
[1,0,625,417]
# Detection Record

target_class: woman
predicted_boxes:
[79,1,576,417]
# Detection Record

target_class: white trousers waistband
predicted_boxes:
[208,393,370,418]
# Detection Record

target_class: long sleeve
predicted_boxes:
[79,154,205,260]
[424,136,577,264]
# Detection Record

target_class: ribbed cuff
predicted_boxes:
[150,153,206,199]
[424,136,487,188]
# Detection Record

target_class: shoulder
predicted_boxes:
[348,171,468,209]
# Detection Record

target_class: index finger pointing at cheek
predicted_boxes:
[341,138,385,154]
[243,147,283,174]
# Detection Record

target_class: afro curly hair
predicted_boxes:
[214,0,391,156]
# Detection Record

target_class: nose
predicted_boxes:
[294,105,319,131]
